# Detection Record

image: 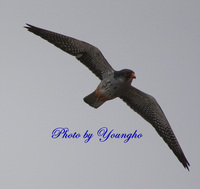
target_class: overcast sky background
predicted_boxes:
[1,0,200,189]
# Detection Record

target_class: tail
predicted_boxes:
[84,91,106,108]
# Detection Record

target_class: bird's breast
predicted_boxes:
[95,78,129,101]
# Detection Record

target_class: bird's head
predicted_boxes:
[114,69,136,84]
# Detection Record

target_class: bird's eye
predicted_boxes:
[125,73,130,77]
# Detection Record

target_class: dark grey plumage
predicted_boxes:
[120,87,190,169]
[25,24,190,170]
[24,24,114,80]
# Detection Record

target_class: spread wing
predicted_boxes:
[120,86,190,170]
[25,24,114,80]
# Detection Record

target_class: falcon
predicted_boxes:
[25,24,190,170]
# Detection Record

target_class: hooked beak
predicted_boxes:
[130,73,136,79]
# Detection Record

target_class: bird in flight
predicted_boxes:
[25,24,190,170]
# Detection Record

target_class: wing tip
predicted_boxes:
[24,23,33,29]
[24,23,39,33]
[184,160,190,171]
[179,152,190,171]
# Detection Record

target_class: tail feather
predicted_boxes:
[84,91,105,108]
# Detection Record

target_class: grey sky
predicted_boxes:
[1,0,200,189]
